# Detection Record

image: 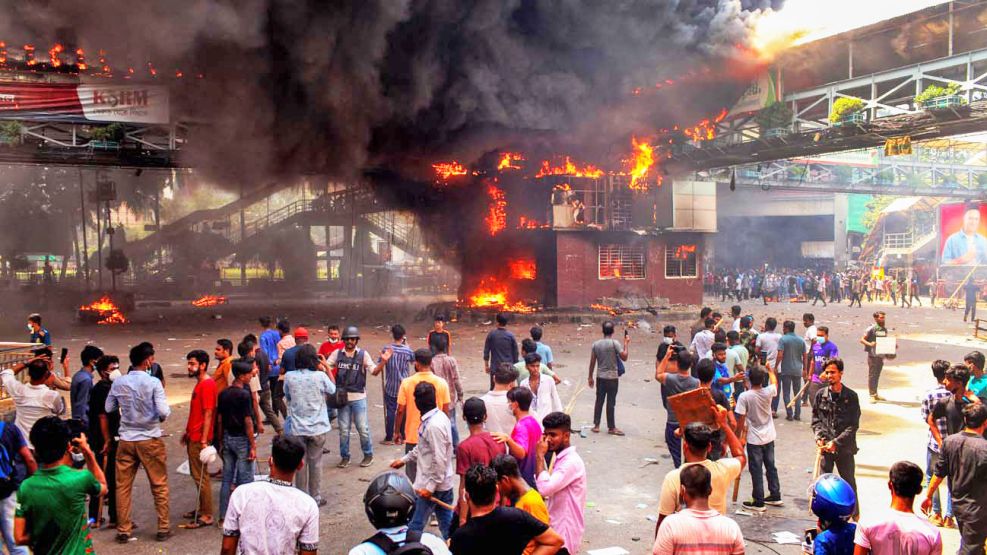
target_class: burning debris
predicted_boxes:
[508,258,537,281]
[683,108,729,142]
[191,294,228,307]
[78,296,128,325]
[535,157,605,179]
[497,153,524,171]
[465,277,537,314]
[432,162,469,182]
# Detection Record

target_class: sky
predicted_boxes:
[752,0,952,55]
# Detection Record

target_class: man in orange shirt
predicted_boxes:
[394,349,451,482]
[212,339,234,391]
[492,453,549,555]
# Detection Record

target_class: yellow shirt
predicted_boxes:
[516,488,550,555]
[396,371,451,444]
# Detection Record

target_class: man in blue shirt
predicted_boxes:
[943,203,987,265]
[69,345,104,428]
[106,342,171,543]
[26,314,50,346]
[530,326,554,370]
[284,344,336,506]
[372,324,414,445]
[808,326,839,408]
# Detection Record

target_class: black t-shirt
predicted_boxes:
[450,507,548,555]
[88,380,120,445]
[218,384,253,437]
[932,397,972,436]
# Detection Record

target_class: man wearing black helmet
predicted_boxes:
[349,471,450,554]
[327,326,376,469]
[221,435,319,555]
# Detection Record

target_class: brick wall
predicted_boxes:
[554,232,703,307]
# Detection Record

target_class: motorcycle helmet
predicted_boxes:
[810,473,856,526]
[364,471,416,529]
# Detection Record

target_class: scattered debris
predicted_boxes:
[772,531,803,545]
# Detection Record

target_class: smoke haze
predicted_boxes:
[0,0,781,187]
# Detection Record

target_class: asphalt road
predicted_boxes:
[26,294,976,554]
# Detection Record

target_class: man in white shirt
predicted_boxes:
[221,435,319,555]
[690,318,716,360]
[521,354,563,418]
[735,365,783,511]
[729,305,742,333]
[656,410,746,532]
[1,357,65,448]
[855,461,942,555]
[653,464,745,555]
[755,317,782,371]
[481,364,519,435]
[802,313,817,392]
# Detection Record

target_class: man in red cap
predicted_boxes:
[280,327,310,374]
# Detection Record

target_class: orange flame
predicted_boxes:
[466,277,536,313]
[48,43,63,67]
[79,296,128,325]
[683,108,728,142]
[590,303,619,315]
[23,44,35,66]
[509,258,537,280]
[673,244,697,259]
[75,47,86,70]
[535,156,604,178]
[192,294,228,307]
[626,137,655,191]
[0,42,6,65]
[485,182,507,236]
[497,152,524,171]
[433,161,468,180]
[517,216,548,230]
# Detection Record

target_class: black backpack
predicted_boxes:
[363,530,434,554]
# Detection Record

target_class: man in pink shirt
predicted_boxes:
[854,461,942,555]
[491,387,542,487]
[535,411,587,554]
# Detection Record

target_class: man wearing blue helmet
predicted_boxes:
[810,474,857,555]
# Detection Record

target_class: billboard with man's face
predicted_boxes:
[940,202,987,266]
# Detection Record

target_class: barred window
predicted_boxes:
[665,244,698,278]
[598,244,645,280]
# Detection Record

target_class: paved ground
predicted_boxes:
[18,294,979,554]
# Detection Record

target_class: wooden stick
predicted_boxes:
[732,424,748,502]
[809,449,823,516]
[428,495,457,512]
[787,380,812,409]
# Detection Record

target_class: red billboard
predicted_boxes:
[0,82,168,124]
[940,202,987,266]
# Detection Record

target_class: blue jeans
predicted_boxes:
[780,374,802,420]
[449,406,460,451]
[384,394,398,442]
[926,448,952,517]
[219,434,254,519]
[665,422,682,468]
[338,397,373,459]
[409,489,454,539]
[0,493,27,555]
[747,441,781,504]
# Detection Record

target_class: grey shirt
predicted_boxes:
[664,373,700,425]
[592,338,623,380]
[402,408,455,492]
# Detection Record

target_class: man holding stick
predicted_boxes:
[811,358,860,519]
[390,381,455,539]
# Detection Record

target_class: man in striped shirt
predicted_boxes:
[922,359,954,527]
[373,324,415,445]
[652,464,745,554]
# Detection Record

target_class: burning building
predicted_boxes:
[428,148,715,311]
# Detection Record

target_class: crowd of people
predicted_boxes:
[1,306,986,554]
[704,268,927,308]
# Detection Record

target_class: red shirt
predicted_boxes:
[319,340,345,378]
[456,431,506,475]
[186,377,218,443]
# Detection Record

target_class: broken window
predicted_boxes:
[598,244,645,280]
[665,244,698,278]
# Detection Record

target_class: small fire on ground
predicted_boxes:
[78,296,128,325]
[192,295,228,307]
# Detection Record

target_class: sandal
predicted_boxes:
[608,428,626,436]
[590,427,600,433]
[178,518,214,529]
[379,440,395,446]
[181,511,197,520]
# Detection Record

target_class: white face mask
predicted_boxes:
[663,337,673,345]
[27,325,34,333]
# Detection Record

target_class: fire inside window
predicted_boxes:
[598,244,645,280]
[665,244,698,278]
